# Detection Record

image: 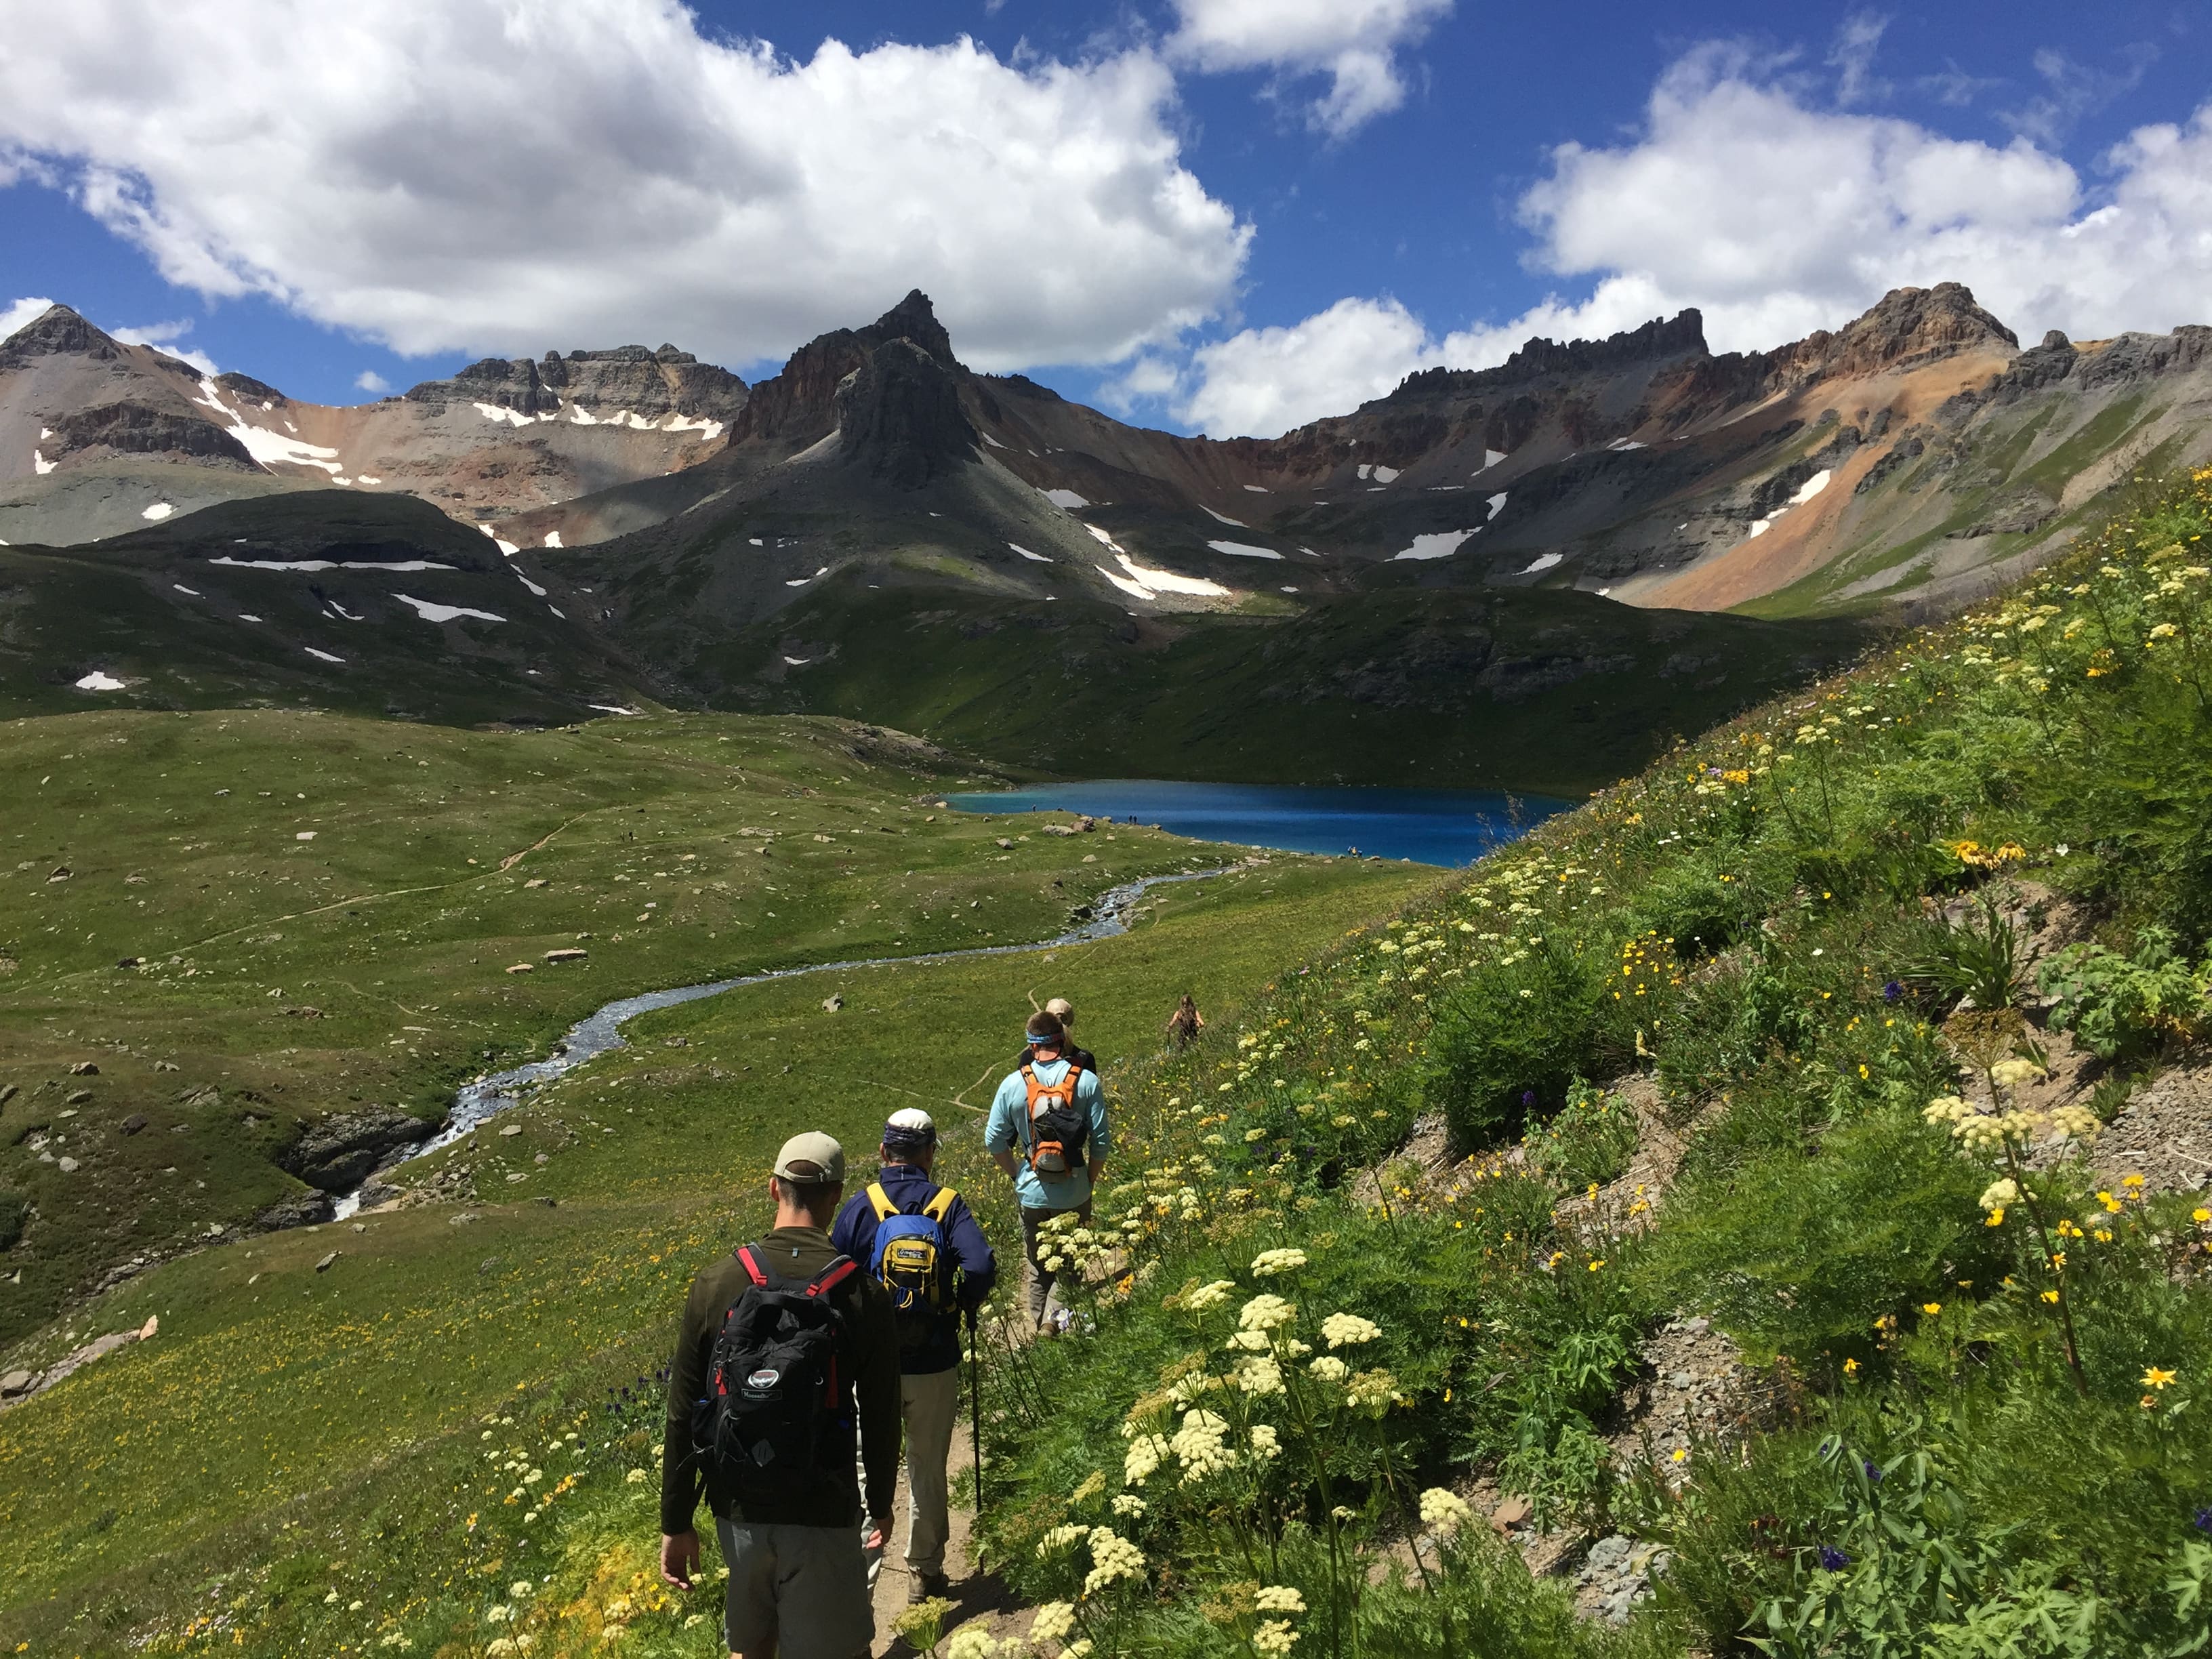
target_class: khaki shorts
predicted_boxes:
[714,1516,872,1659]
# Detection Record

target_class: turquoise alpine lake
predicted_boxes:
[947,779,1572,867]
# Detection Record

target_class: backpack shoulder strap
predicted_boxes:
[922,1186,957,1223]
[735,1244,771,1288]
[806,1256,861,1298]
[866,1182,899,1221]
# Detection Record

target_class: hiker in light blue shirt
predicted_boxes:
[985,1008,1109,1330]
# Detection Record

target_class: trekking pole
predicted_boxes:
[966,1302,985,1516]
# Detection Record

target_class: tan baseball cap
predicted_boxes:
[1044,997,1076,1027]
[773,1131,846,1185]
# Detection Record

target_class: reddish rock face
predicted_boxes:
[1758,282,2019,391]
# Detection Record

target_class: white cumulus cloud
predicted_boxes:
[0,0,1250,373]
[1178,296,1436,436]
[1515,49,2212,352]
[108,317,220,374]
[1166,0,1452,136]
[355,370,392,394]
[1179,49,2212,437]
[1,295,57,341]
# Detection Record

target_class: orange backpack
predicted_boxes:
[1020,1061,1089,1175]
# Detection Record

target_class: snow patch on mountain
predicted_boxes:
[193,380,344,474]
[1740,469,1833,544]
[394,593,505,624]
[209,556,456,573]
[1043,488,1089,510]
[1392,529,1477,562]
[1206,540,1284,560]
[1202,506,1246,527]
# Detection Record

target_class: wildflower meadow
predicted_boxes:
[10,468,2212,1656]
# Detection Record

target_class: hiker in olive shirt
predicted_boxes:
[986,1009,1110,1330]
[660,1132,901,1659]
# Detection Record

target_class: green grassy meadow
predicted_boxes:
[0,705,1277,1345]
[0,705,1427,1647]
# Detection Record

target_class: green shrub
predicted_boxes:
[1630,856,1762,957]
[1425,941,1607,1147]
[1906,893,2027,1012]
[1525,1078,1641,1190]
[2036,926,2207,1059]
[1647,1107,2005,1367]
[0,1190,27,1252]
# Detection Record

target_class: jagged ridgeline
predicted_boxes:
[9,283,2212,783]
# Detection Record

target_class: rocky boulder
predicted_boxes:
[255,1189,336,1231]
[276,1107,426,1192]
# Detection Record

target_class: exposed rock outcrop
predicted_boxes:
[276,1107,426,1192]
[834,336,978,489]
[45,400,260,469]
[731,289,964,451]
[0,303,127,369]
[1759,282,2018,390]
[405,344,747,421]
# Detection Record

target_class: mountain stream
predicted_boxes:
[333,866,1236,1218]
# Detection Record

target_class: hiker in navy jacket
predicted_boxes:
[830,1108,996,1604]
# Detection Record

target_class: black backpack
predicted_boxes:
[695,1246,859,1506]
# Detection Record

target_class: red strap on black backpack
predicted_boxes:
[735,1246,858,1298]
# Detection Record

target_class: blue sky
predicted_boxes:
[3,1,2209,436]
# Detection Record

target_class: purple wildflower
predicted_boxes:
[1883,980,1903,1003]
[1818,1546,1850,1571]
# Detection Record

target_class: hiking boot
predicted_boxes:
[908,1570,952,1604]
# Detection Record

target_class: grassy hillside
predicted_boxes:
[672,583,1868,796]
[0,716,1426,1649]
[907,465,2212,1657]
[7,470,2211,1656]
[0,704,1280,1343]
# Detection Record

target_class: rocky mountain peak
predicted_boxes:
[860,289,961,370]
[1380,310,1710,411]
[0,303,125,369]
[404,343,746,422]
[1764,283,2019,390]
[732,289,963,449]
[833,335,978,489]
